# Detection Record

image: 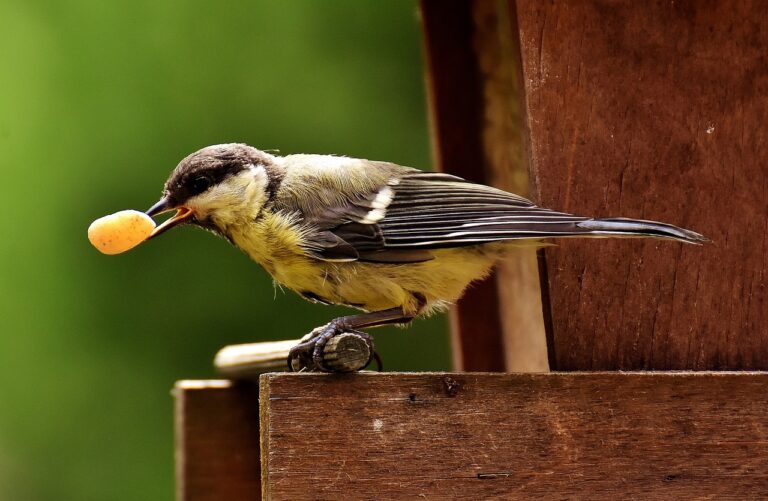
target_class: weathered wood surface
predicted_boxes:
[260,372,768,500]
[514,0,768,369]
[174,380,260,501]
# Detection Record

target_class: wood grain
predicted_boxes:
[260,372,768,500]
[513,0,768,369]
[174,380,260,501]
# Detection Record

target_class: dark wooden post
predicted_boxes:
[513,0,768,370]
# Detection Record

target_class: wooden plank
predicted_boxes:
[513,0,768,369]
[420,0,506,371]
[260,372,768,500]
[174,380,260,501]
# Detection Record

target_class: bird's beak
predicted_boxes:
[145,197,194,239]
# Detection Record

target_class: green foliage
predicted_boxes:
[0,1,449,499]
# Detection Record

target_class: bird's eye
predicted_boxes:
[189,175,212,195]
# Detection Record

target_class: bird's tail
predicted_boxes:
[572,217,708,244]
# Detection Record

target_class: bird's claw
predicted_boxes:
[287,320,377,372]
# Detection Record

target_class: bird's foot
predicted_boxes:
[287,319,377,372]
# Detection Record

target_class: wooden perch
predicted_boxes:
[214,332,373,377]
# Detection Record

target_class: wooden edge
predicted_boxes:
[258,376,271,501]
[257,370,768,379]
[175,379,233,390]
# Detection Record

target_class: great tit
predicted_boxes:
[146,143,706,371]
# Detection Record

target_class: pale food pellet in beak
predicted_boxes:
[88,210,156,255]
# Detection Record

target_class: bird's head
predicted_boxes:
[146,143,281,238]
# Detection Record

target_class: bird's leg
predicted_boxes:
[288,307,412,372]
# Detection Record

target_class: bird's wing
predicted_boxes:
[299,171,588,263]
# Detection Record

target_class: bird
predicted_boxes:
[145,143,707,372]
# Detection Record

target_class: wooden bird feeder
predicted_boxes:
[175,1,768,499]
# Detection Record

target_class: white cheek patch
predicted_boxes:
[241,165,269,217]
[188,165,269,225]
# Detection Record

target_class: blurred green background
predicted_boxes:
[0,1,450,499]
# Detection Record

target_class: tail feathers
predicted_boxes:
[576,217,708,245]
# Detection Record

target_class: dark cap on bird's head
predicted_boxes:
[145,143,278,238]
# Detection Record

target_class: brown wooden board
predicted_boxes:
[513,0,768,369]
[260,372,768,500]
[174,380,261,501]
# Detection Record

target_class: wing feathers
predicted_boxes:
[324,173,585,254]
[369,174,584,248]
[301,171,627,261]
